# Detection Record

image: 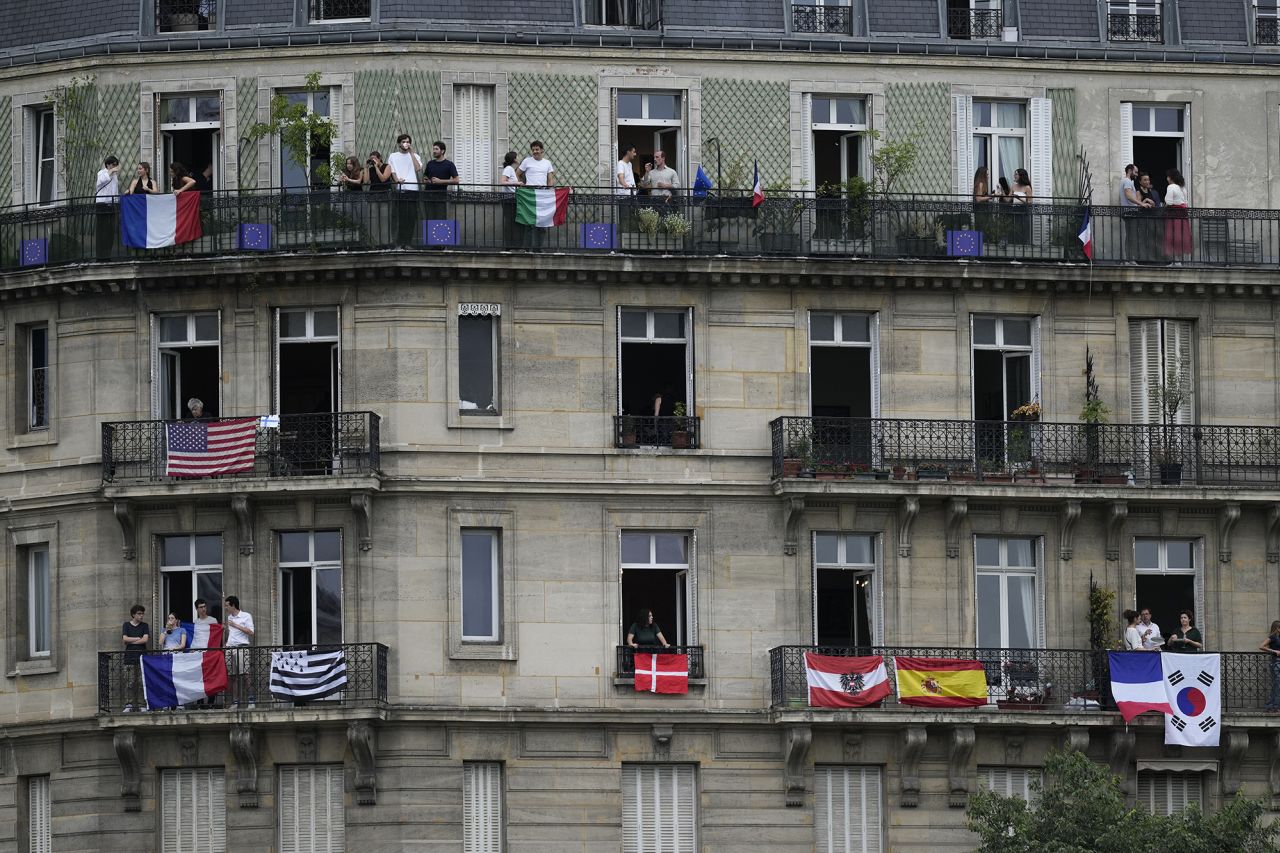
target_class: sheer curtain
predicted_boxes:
[997,136,1024,186]
[1015,575,1036,648]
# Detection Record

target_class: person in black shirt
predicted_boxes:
[423,140,460,222]
[626,607,670,649]
[121,604,150,712]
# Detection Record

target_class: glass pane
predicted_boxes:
[654,534,687,564]
[618,92,643,119]
[844,534,873,565]
[652,311,685,339]
[977,574,1002,646]
[1167,540,1194,570]
[1002,318,1032,347]
[815,532,839,564]
[1135,539,1160,569]
[162,96,190,125]
[835,98,865,126]
[647,94,679,121]
[810,313,836,342]
[162,536,191,567]
[194,535,222,566]
[160,316,189,343]
[30,328,47,369]
[1132,108,1151,133]
[459,315,496,412]
[284,92,308,108]
[312,91,329,116]
[973,317,997,346]
[1154,107,1183,133]
[995,102,1026,129]
[196,572,224,623]
[461,531,496,638]
[975,536,1000,567]
[1006,538,1035,568]
[840,314,870,343]
[31,549,50,653]
[812,97,831,125]
[621,533,650,565]
[195,96,221,123]
[1007,575,1036,647]
[973,135,989,171]
[279,310,307,339]
[314,530,341,563]
[38,112,55,159]
[280,532,311,564]
[193,314,219,342]
[313,310,338,338]
[315,567,343,644]
[973,101,993,128]
[620,310,647,339]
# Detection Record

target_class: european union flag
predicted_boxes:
[946,229,984,257]
[579,223,617,250]
[693,165,713,198]
[237,223,272,251]
[20,239,48,267]
[424,219,458,246]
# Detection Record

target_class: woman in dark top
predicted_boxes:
[338,156,365,192]
[366,151,393,191]
[169,161,197,194]
[1166,609,1203,653]
[126,162,158,195]
[626,608,670,649]
[1260,620,1280,711]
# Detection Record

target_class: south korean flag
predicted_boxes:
[1161,653,1221,747]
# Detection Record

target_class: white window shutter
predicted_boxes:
[952,95,974,197]
[1168,319,1195,424]
[870,313,881,420]
[815,766,882,853]
[623,764,697,853]
[475,87,494,187]
[326,765,345,852]
[1120,103,1134,183]
[980,766,1040,802]
[29,776,52,853]
[455,86,475,186]
[1029,97,1053,199]
[162,769,225,853]
[1128,319,1159,423]
[464,762,503,853]
[801,93,813,191]
[279,766,343,853]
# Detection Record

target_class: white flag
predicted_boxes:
[270,648,347,700]
[1162,653,1220,747]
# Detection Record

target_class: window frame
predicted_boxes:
[978,766,1041,802]
[7,522,58,677]
[969,314,1040,421]
[814,765,883,853]
[620,530,696,646]
[460,529,501,643]
[151,310,223,420]
[621,763,698,853]
[25,324,49,432]
[616,307,695,417]
[273,305,341,415]
[1133,537,1204,632]
[1136,770,1203,815]
[583,0,661,29]
[160,533,225,626]
[812,532,883,647]
[308,0,372,24]
[448,510,517,660]
[971,99,1028,188]
[277,530,344,647]
[457,303,501,416]
[27,545,51,659]
[24,775,52,853]
[30,106,57,207]
[277,764,345,852]
[463,761,505,852]
[154,0,220,33]
[974,535,1044,649]
[447,298,514,430]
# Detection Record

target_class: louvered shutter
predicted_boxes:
[455,86,494,187]
[622,764,697,853]
[801,93,814,190]
[1136,771,1203,815]
[952,95,974,197]
[1028,98,1053,198]
[1129,319,1160,423]
[980,766,1040,802]
[870,313,882,419]
[162,769,226,853]
[150,314,160,417]
[325,765,345,852]
[473,87,494,187]
[1167,319,1195,424]
[29,776,51,853]
[464,762,503,853]
[280,766,344,853]
[1120,103,1134,183]
[815,766,882,853]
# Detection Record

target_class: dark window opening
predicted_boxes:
[621,568,688,645]
[1135,574,1194,646]
[25,326,48,431]
[279,342,338,415]
[160,346,219,420]
[1131,137,1182,201]
[459,315,498,414]
[163,129,217,192]
[584,0,660,28]
[309,0,370,21]
[811,347,871,418]
[815,568,873,649]
[620,342,686,417]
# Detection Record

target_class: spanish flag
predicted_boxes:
[894,657,988,708]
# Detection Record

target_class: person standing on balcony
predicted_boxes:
[627,608,671,649]
[1010,168,1032,245]
[517,140,556,187]
[121,604,150,712]
[160,612,187,651]
[616,145,638,195]
[1163,168,1192,266]
[125,161,158,195]
[640,149,680,204]
[1166,609,1203,653]
[189,598,218,706]
[1259,621,1280,711]
[1135,171,1160,262]
[500,151,520,244]
[169,161,197,194]
[1137,607,1163,650]
[1119,162,1141,262]
[366,152,393,246]
[94,156,120,260]
[224,596,255,708]
[423,141,460,224]
[389,134,423,247]
[1122,609,1144,650]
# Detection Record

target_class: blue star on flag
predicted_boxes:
[424,219,458,246]
[946,229,984,257]
[578,223,617,250]
[237,223,272,251]
[20,239,48,267]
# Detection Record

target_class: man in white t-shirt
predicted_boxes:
[1137,607,1163,650]
[615,145,637,195]
[388,133,423,246]
[517,140,556,187]
[224,595,255,707]
[95,155,120,260]
[189,598,219,707]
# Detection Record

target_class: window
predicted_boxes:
[279,531,343,646]
[279,89,333,192]
[27,545,50,658]
[584,0,660,28]
[792,0,854,36]
[975,536,1041,649]
[30,107,56,205]
[971,315,1039,462]
[25,776,51,853]
[1129,319,1194,425]
[947,0,1002,39]
[23,325,49,431]
[621,764,696,853]
[616,92,684,184]
[1258,1,1280,44]
[1121,104,1188,199]
[309,0,370,22]
[952,97,1052,199]
[161,534,224,624]
[808,98,869,197]
[618,308,693,443]
[813,533,880,648]
[161,769,226,853]
[814,766,882,853]
[1136,771,1202,815]
[275,307,340,415]
[459,304,500,414]
[972,101,1026,189]
[621,531,693,646]
[979,766,1041,801]
[463,762,504,852]
[461,529,500,642]
[152,312,220,420]
[156,0,217,32]
[159,94,221,192]
[1135,539,1202,648]
[1108,1,1162,42]
[454,87,495,187]
[809,313,879,451]
[278,765,344,853]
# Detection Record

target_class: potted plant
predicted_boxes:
[754,179,805,254]
[895,213,942,257]
[661,212,691,242]
[635,207,661,245]
[891,465,908,480]
[917,463,949,481]
[1076,348,1110,483]
[670,401,692,449]
[782,436,811,478]
[1150,357,1191,485]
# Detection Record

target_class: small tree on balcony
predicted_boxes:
[45,75,102,199]
[244,72,339,190]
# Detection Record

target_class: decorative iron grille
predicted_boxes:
[101,411,380,483]
[947,8,1002,39]
[29,365,48,430]
[617,645,706,680]
[309,0,371,20]
[1258,17,1280,45]
[156,0,217,32]
[1108,13,1162,42]
[614,415,701,449]
[791,4,853,35]
[98,643,388,713]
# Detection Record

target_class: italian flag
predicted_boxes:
[515,187,570,227]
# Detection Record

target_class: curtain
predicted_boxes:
[1015,575,1036,648]
[997,136,1024,185]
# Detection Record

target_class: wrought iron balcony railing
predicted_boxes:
[770,416,1280,488]
[101,411,380,484]
[1258,16,1280,45]
[98,643,388,713]
[614,415,701,449]
[947,8,1002,39]
[156,0,216,31]
[309,0,371,20]
[770,646,1274,712]
[791,4,854,35]
[616,645,706,680]
[1108,12,1162,42]
[11,189,1280,272]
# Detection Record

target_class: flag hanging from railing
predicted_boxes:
[805,653,891,708]
[1078,207,1093,259]
[1162,653,1220,747]
[1108,651,1173,722]
[515,187,570,227]
[634,652,689,694]
[141,648,228,709]
[121,192,202,248]
[270,648,348,700]
[165,418,258,477]
[893,656,987,707]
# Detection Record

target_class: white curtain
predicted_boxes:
[1015,575,1036,648]
[997,136,1024,185]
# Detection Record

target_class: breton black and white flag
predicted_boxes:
[269,648,348,700]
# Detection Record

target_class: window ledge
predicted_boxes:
[450,642,517,661]
[449,413,514,431]
[614,677,707,688]
[7,658,58,678]
[9,429,56,449]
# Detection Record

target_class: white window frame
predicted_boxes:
[151,311,222,420]
[814,765,882,853]
[28,775,51,853]
[616,92,682,126]
[161,768,226,853]
[27,545,51,658]
[613,89,688,180]
[621,764,697,853]
[275,87,338,192]
[621,530,695,645]
[972,99,1027,188]
[979,766,1041,802]
[806,96,871,189]
[278,765,345,853]
[277,530,344,646]
[808,311,880,420]
[460,528,501,643]
[812,532,883,647]
[584,0,661,28]
[617,307,694,415]
[159,93,222,130]
[30,106,57,206]
[458,303,501,415]
[1136,770,1203,815]
[974,535,1045,649]
[970,315,1041,420]
[160,533,225,625]
[952,95,1052,199]
[448,509,516,661]
[27,325,49,431]
[1134,537,1205,632]
[273,306,341,415]
[1120,103,1189,178]
[463,761,504,852]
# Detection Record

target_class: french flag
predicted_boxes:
[1108,651,1172,722]
[141,623,228,709]
[751,160,764,208]
[1078,207,1093,260]
[120,192,203,249]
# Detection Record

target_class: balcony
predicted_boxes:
[614,415,701,449]
[791,4,854,35]
[769,646,1271,712]
[769,416,1280,488]
[98,643,388,714]
[102,411,380,485]
[156,0,216,32]
[1108,13,1162,43]
[1258,16,1280,45]
[947,8,1002,39]
[616,645,706,680]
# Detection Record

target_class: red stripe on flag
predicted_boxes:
[166,418,258,477]
[174,191,203,245]
[202,649,229,698]
[552,188,571,226]
[808,683,891,708]
[898,694,985,708]
[894,656,986,672]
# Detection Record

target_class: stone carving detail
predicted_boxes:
[1109,730,1135,794]
[1217,503,1240,564]
[231,494,254,556]
[1004,734,1023,765]
[651,724,673,760]
[297,729,318,763]
[113,500,136,560]
[1063,727,1090,753]
[783,725,812,807]
[230,725,259,808]
[179,736,197,766]
[945,498,968,559]
[783,497,805,556]
[948,726,976,808]
[351,493,373,551]
[1059,500,1081,560]
[900,726,927,807]
[1222,729,1249,796]
[1105,501,1128,561]
[843,732,863,763]
[113,729,141,811]
[348,721,378,806]
[898,496,919,558]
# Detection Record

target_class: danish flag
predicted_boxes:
[634,653,689,694]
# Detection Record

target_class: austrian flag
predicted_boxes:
[804,653,891,708]
[634,652,689,694]
[515,187,570,227]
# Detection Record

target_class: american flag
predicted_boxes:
[165,418,258,477]
[270,649,348,700]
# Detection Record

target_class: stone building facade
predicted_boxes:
[4,2,1280,851]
